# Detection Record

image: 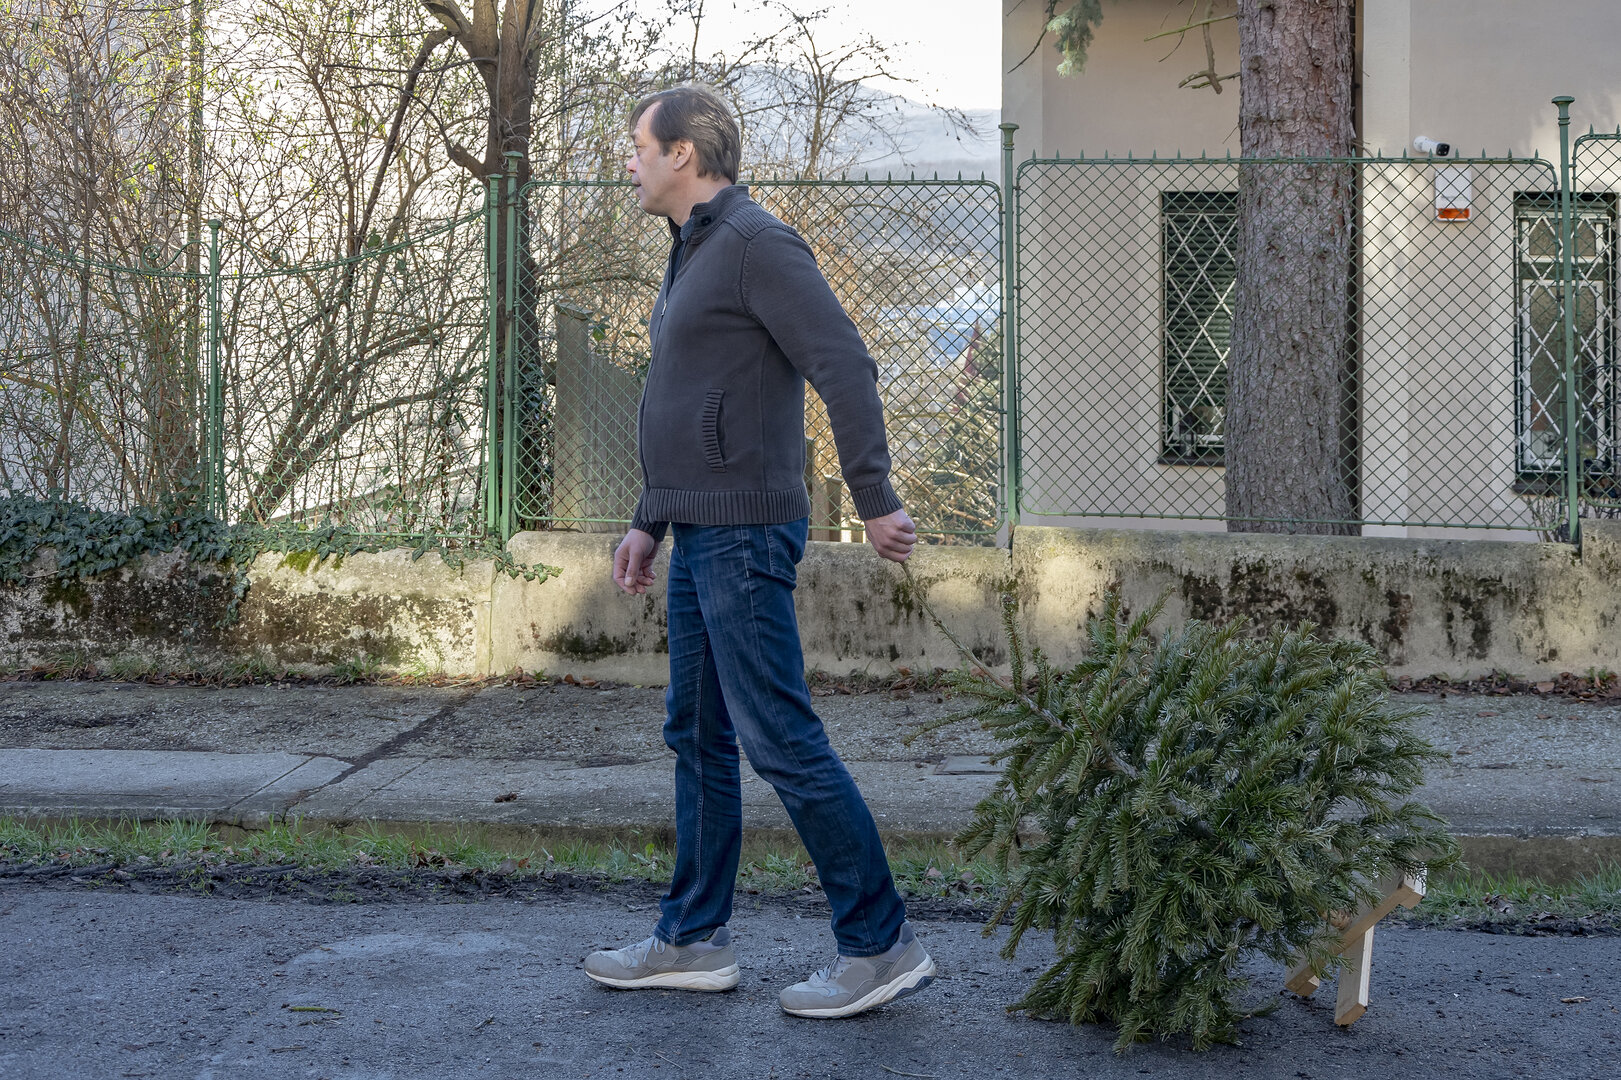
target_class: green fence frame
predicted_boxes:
[1003,96,1615,542]
[10,95,1620,549]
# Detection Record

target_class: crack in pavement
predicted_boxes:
[309,687,483,795]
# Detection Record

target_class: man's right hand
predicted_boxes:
[612,529,660,594]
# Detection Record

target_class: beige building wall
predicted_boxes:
[1004,1,1621,160]
[1370,0,1621,161]
[1002,0,1241,162]
[1004,0,1621,539]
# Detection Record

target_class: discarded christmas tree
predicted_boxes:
[915,588,1457,1051]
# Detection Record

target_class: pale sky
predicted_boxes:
[612,0,1004,111]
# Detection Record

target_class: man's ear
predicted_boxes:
[669,139,695,172]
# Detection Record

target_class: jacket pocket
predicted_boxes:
[701,388,726,472]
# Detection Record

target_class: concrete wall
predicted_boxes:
[6,523,1620,683]
[1014,523,1621,678]
[1,548,496,675]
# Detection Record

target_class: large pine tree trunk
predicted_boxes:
[1226,0,1357,533]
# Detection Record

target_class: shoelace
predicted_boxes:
[625,936,668,963]
[811,955,851,985]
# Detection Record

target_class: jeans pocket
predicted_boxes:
[764,519,808,580]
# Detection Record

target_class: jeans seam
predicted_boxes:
[666,630,710,942]
[740,541,879,954]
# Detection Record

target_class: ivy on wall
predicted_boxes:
[0,493,560,626]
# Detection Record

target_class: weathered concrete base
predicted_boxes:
[2,548,496,675]
[1013,523,1621,681]
[4,521,1619,682]
[490,532,1014,682]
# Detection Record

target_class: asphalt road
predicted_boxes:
[2,878,1618,1080]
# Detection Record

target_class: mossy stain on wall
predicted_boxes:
[540,630,635,662]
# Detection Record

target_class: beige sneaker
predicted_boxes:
[584,928,740,991]
[779,922,936,1018]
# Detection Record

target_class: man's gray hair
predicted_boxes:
[630,85,742,184]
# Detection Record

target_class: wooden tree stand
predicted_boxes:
[1284,871,1426,1026]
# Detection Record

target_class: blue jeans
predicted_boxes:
[653,519,907,957]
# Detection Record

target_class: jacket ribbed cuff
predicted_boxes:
[629,514,668,543]
[850,479,903,521]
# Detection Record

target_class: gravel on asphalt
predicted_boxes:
[2,869,1618,1079]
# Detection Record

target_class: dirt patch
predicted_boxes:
[1398,669,1621,702]
[4,860,1616,937]
[0,858,994,923]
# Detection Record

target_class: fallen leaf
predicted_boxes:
[494,792,519,803]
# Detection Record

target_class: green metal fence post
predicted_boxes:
[483,171,504,536]
[206,219,224,520]
[501,152,523,540]
[1555,95,1581,545]
[1000,122,1021,530]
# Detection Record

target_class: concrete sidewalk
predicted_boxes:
[1,680,1617,877]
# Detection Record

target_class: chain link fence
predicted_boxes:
[1,211,491,537]
[494,178,1005,542]
[11,110,1620,548]
[1013,153,1577,536]
[0,230,208,510]
[217,210,489,534]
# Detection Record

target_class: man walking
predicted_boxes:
[583,85,934,1019]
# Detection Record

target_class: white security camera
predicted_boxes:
[1413,136,1452,157]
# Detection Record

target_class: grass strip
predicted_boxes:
[0,816,1007,902]
[3,815,1618,930]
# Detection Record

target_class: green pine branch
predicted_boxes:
[901,568,1458,1052]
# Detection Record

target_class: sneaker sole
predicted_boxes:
[585,964,740,992]
[780,957,938,1018]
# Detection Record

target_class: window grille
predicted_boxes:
[1515,191,1616,478]
[1160,190,1237,463]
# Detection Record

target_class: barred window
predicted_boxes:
[1160,190,1237,464]
[1515,192,1616,477]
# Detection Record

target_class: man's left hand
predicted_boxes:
[864,509,916,563]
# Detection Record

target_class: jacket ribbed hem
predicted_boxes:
[850,480,903,521]
[637,486,812,527]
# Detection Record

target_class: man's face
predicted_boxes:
[627,106,685,218]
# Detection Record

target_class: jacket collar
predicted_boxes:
[668,184,751,245]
